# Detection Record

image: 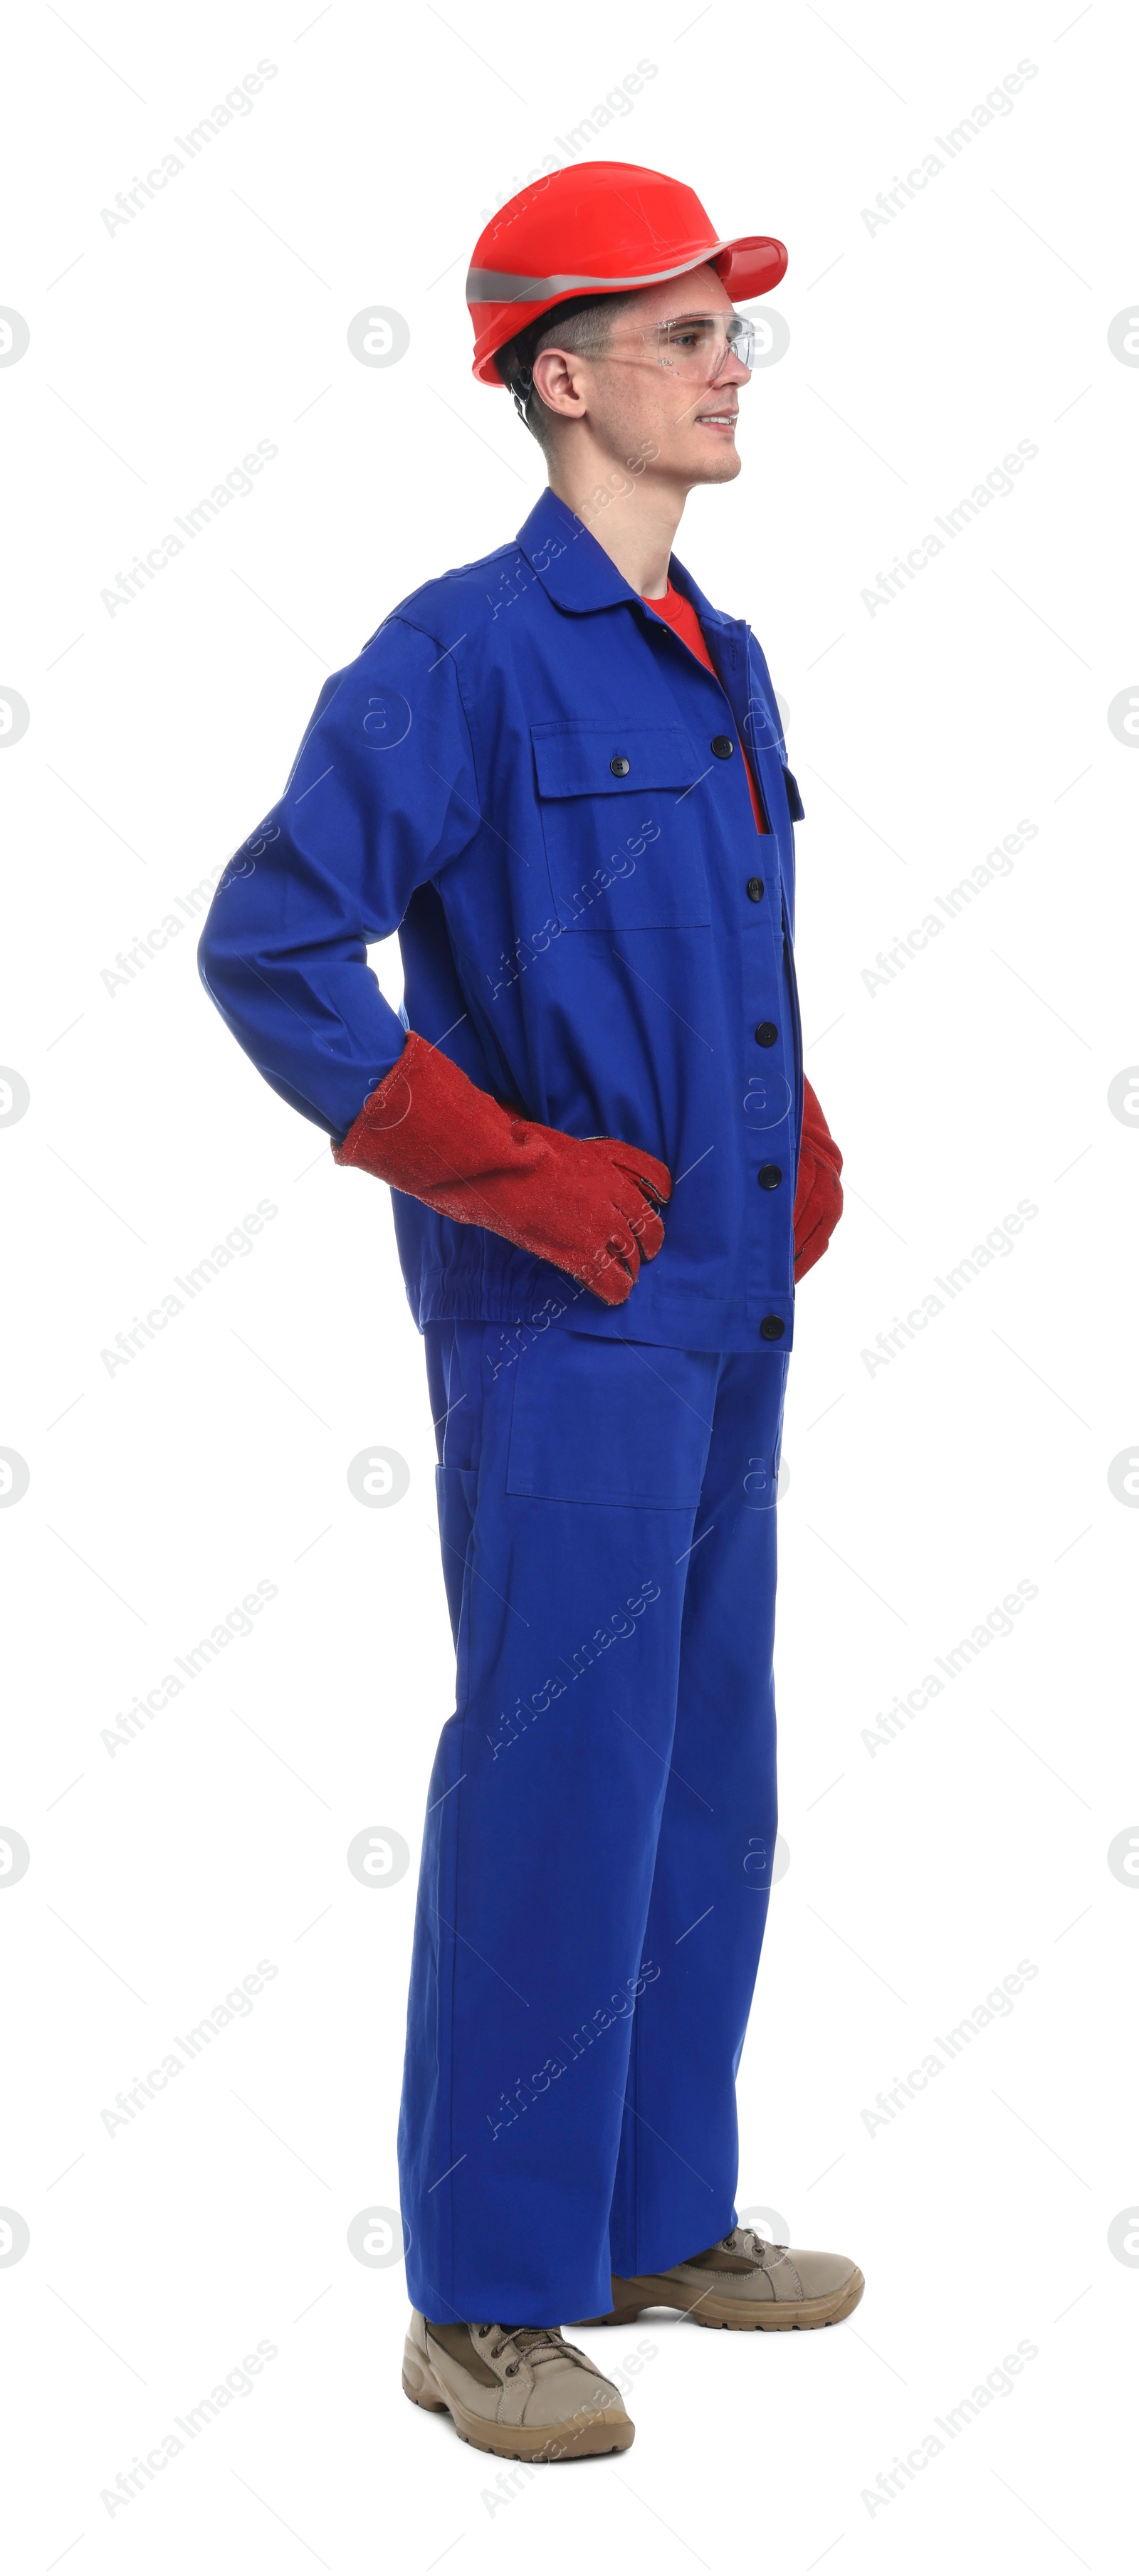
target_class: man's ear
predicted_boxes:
[530,345,588,420]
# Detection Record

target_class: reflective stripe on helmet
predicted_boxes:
[465,248,728,305]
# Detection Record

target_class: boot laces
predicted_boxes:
[733,2227,787,2259]
[487,2324,587,2367]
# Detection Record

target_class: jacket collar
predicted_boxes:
[667,552,736,634]
[515,488,636,612]
[515,485,739,634]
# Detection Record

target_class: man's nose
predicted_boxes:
[712,347,751,387]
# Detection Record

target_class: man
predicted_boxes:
[200,159,856,2465]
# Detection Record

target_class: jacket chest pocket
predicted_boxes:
[530,721,712,931]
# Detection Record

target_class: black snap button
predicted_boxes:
[609,755,630,777]
[712,735,735,758]
[746,876,765,902]
[760,1315,786,1342]
[755,1021,778,1046]
[758,1164,782,1190]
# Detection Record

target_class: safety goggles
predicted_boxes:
[604,312,757,381]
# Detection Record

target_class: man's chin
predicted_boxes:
[688,438,742,484]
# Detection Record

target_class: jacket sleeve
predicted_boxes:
[197,616,480,1137]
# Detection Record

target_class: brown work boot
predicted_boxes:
[577,2224,864,2332]
[401,2310,635,2459]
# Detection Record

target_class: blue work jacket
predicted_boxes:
[199,485,806,1351]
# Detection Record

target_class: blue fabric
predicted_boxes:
[199,487,804,1351]
[400,1321,787,2325]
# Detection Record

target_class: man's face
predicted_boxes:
[530,264,751,488]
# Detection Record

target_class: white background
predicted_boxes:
[2,1,1136,2567]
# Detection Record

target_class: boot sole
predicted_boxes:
[577,2265,865,2333]
[401,2340,634,2460]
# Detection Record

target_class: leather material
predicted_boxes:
[793,1076,844,1281]
[683,2242,763,2274]
[770,2246,854,2298]
[416,2313,626,2431]
[625,2227,856,2308]
[333,1029,671,1309]
[426,2318,500,2386]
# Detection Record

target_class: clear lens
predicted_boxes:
[650,313,755,377]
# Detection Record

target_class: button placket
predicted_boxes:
[642,609,794,1336]
[742,890,791,1321]
[700,620,794,1337]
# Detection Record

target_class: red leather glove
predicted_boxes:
[794,1078,844,1282]
[333,1030,671,1309]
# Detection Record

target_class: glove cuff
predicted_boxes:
[332,1030,520,1222]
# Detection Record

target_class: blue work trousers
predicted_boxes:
[398,1321,789,2325]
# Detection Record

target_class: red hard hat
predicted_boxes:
[467,160,787,386]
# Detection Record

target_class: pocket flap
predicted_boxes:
[531,721,701,799]
[507,1330,715,1508]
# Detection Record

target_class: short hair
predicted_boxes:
[494,290,640,451]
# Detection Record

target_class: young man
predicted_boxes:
[200,160,855,2464]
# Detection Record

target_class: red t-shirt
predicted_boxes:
[641,582,768,834]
